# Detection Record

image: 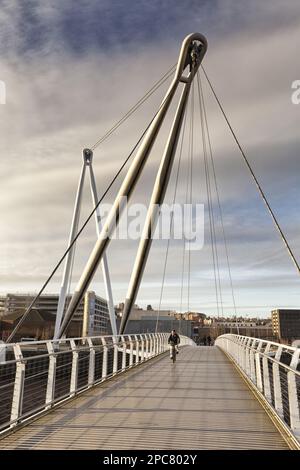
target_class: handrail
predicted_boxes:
[215,334,300,445]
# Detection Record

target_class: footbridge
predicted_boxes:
[1,31,300,452]
[0,334,299,450]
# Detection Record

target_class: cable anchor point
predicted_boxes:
[190,41,203,69]
[83,148,93,165]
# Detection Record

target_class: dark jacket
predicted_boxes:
[168,333,180,345]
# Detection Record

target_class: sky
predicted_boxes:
[0,0,299,318]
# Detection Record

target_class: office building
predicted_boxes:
[271,309,300,342]
[0,291,112,340]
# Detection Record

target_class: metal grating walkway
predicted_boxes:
[0,346,289,450]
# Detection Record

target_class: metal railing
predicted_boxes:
[216,334,300,443]
[0,333,194,435]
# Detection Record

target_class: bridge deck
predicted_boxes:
[0,346,289,450]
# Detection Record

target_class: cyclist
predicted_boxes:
[168,329,180,358]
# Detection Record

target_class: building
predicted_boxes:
[116,316,192,337]
[0,291,112,340]
[115,304,206,323]
[183,312,206,342]
[115,303,177,321]
[0,309,55,341]
[115,304,205,339]
[175,311,206,323]
[115,304,204,339]
[271,309,300,343]
[210,319,274,340]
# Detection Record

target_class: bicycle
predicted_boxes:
[169,340,176,363]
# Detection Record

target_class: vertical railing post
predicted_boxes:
[227,336,232,357]
[121,336,127,371]
[45,341,57,408]
[113,336,119,375]
[235,338,240,364]
[155,334,158,355]
[262,343,272,403]
[134,335,140,364]
[245,338,251,377]
[87,338,95,387]
[149,334,154,357]
[160,333,164,353]
[162,333,166,352]
[0,342,6,363]
[155,334,159,355]
[160,334,164,352]
[156,333,161,353]
[10,344,25,426]
[273,346,284,419]
[153,333,157,355]
[128,335,134,367]
[233,338,238,362]
[236,337,241,366]
[255,341,263,392]
[141,335,145,362]
[249,340,257,384]
[239,337,244,370]
[230,337,234,358]
[151,334,156,355]
[145,334,150,358]
[241,337,248,371]
[288,349,300,438]
[241,337,247,368]
[70,340,79,396]
[101,337,108,381]
[163,334,168,351]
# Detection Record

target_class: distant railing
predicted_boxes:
[216,334,300,444]
[0,333,194,435]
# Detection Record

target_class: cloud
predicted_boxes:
[0,1,299,317]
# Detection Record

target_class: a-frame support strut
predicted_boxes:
[54,149,117,339]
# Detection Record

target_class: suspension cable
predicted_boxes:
[197,73,222,319]
[198,70,239,334]
[91,64,176,150]
[179,90,193,316]
[201,65,300,276]
[187,79,195,314]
